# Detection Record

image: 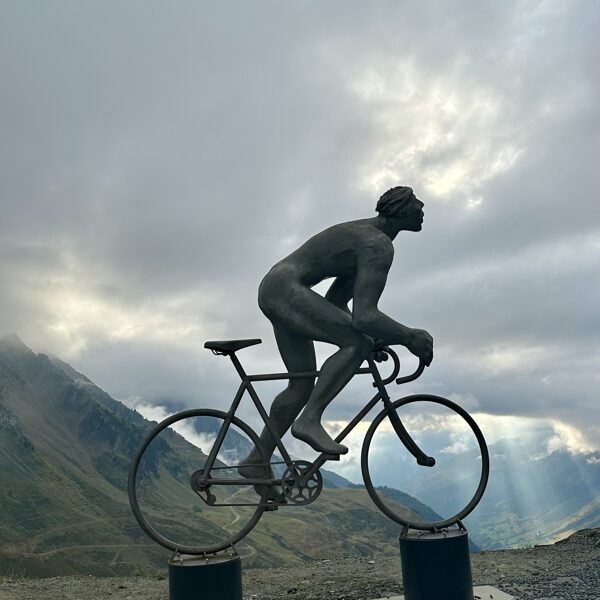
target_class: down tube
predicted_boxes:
[334,392,384,445]
[299,391,384,482]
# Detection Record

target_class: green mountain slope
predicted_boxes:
[0,334,165,576]
[0,334,436,576]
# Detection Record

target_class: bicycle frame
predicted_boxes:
[201,348,431,493]
[128,346,488,552]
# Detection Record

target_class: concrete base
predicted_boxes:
[373,586,516,600]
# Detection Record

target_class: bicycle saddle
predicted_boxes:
[204,339,262,354]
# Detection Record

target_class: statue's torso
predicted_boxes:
[261,218,392,289]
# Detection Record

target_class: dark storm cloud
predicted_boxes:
[0,1,598,447]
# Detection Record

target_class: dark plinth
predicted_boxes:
[168,553,242,600]
[399,529,473,600]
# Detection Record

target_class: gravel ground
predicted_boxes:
[1,529,598,600]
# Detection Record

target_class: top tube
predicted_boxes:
[242,346,418,386]
[247,366,371,382]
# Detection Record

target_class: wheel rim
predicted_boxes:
[128,408,268,554]
[361,394,489,530]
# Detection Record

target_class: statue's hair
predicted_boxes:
[376,186,414,217]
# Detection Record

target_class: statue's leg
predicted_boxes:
[290,337,372,454]
[263,283,374,454]
[239,329,315,497]
[243,329,316,464]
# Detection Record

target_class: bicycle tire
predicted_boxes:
[128,408,268,554]
[361,394,489,530]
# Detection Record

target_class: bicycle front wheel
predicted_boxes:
[128,408,268,554]
[361,394,489,530]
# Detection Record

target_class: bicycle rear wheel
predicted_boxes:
[361,394,489,530]
[128,408,268,554]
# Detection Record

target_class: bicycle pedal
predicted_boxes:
[321,453,340,461]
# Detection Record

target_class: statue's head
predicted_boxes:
[376,186,424,231]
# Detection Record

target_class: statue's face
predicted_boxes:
[404,194,425,231]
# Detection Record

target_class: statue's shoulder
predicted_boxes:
[326,217,384,237]
[350,218,393,243]
[325,218,393,256]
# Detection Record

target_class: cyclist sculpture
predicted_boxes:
[241,186,433,487]
[128,185,490,556]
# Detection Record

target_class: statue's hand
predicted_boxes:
[366,340,388,363]
[407,329,433,366]
[370,347,389,363]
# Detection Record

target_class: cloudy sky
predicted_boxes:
[1,1,598,474]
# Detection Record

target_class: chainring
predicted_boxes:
[281,460,323,505]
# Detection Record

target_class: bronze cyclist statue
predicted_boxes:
[240,186,434,490]
[128,185,490,557]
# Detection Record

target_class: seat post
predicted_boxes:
[228,352,249,382]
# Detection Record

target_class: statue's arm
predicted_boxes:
[351,243,433,364]
[324,276,355,315]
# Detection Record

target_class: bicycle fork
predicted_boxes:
[368,358,436,468]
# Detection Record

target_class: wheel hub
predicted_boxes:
[190,469,216,505]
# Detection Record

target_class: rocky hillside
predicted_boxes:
[0,528,598,599]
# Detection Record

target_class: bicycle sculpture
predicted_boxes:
[129,342,489,555]
[128,186,489,558]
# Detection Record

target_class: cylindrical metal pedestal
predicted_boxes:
[168,553,242,600]
[399,528,473,600]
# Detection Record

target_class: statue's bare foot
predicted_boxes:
[291,418,348,455]
[238,458,281,501]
